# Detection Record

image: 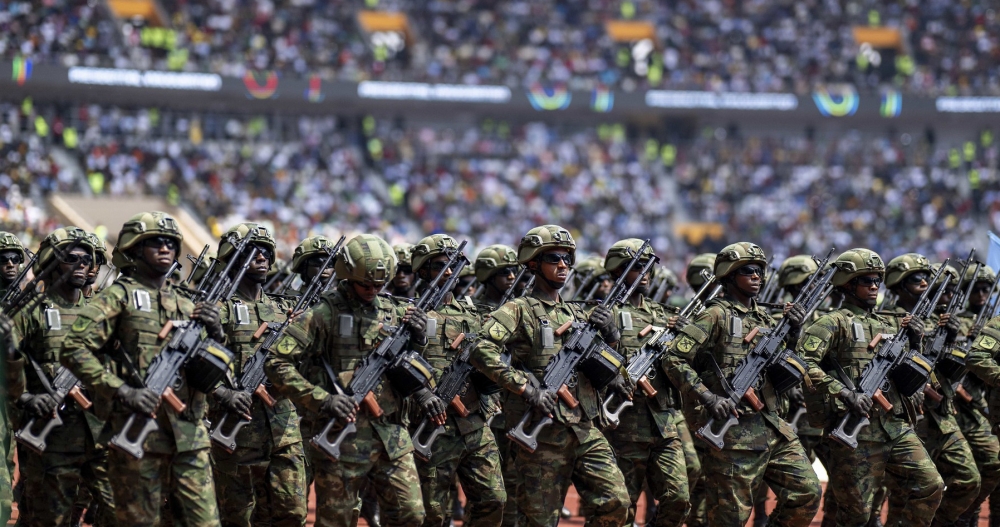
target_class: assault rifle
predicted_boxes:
[0,248,37,309]
[922,252,978,403]
[496,266,532,307]
[950,266,1000,407]
[411,331,481,461]
[109,230,260,459]
[757,257,779,303]
[696,248,837,451]
[209,235,346,452]
[183,244,211,286]
[311,241,469,461]
[830,259,950,449]
[507,240,657,453]
[15,365,92,454]
[601,270,721,428]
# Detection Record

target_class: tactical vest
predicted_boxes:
[424,297,486,435]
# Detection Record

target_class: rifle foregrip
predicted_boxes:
[743,326,760,344]
[868,333,883,351]
[555,320,573,337]
[639,324,654,338]
[450,333,466,349]
[450,395,470,417]
[68,386,92,410]
[254,384,277,407]
[956,385,973,403]
[923,385,943,403]
[158,320,174,340]
[362,392,383,418]
[556,385,579,408]
[252,323,268,340]
[637,377,657,398]
[743,387,765,411]
[872,389,893,412]
[162,387,187,414]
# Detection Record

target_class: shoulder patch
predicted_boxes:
[275,336,298,356]
[486,319,509,342]
[803,334,824,352]
[676,335,696,353]
[975,334,999,351]
[71,316,92,332]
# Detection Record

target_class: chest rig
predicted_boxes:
[224,294,283,376]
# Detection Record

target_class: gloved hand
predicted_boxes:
[319,393,358,421]
[1,314,15,360]
[783,302,807,328]
[521,383,557,416]
[588,305,620,343]
[609,373,635,401]
[787,385,806,407]
[192,302,225,342]
[839,388,873,416]
[941,313,961,344]
[699,391,736,421]
[17,393,57,418]
[116,384,159,415]
[403,306,428,341]
[414,387,447,425]
[903,315,924,349]
[969,325,982,342]
[667,315,691,332]
[213,386,252,419]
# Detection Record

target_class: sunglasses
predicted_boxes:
[973,285,993,295]
[424,261,459,273]
[396,265,413,275]
[253,245,274,262]
[904,273,929,285]
[539,253,573,265]
[143,236,179,252]
[306,255,334,268]
[62,253,94,267]
[735,265,763,277]
[854,276,882,287]
[0,254,23,265]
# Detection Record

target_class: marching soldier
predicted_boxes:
[391,243,416,297]
[470,224,630,526]
[211,223,308,526]
[287,235,340,299]
[798,249,943,527]
[264,233,431,527]
[0,230,25,523]
[663,242,821,526]
[60,212,225,526]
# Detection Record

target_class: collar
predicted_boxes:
[843,302,875,317]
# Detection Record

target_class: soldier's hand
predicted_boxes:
[521,383,557,417]
[969,325,982,342]
[667,315,691,332]
[192,302,225,342]
[319,393,358,422]
[839,388,873,416]
[414,387,448,425]
[941,313,961,343]
[116,384,160,416]
[18,393,58,418]
[609,374,635,401]
[787,385,805,407]
[783,302,807,328]
[403,306,428,340]
[699,391,737,421]
[588,305,620,343]
[905,315,925,348]
[213,386,252,420]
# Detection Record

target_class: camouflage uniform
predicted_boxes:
[470,225,628,527]
[0,230,25,522]
[60,213,220,527]
[798,250,943,527]
[264,264,425,527]
[962,315,1000,525]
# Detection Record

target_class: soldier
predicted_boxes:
[263,233,431,527]
[0,230,25,523]
[573,255,611,301]
[0,232,26,296]
[469,224,630,526]
[951,265,1000,527]
[391,243,416,297]
[600,239,691,527]
[83,232,111,298]
[798,248,943,527]
[60,211,224,526]
[288,236,339,299]
[210,223,308,527]
[408,234,506,526]
[452,265,477,299]
[685,253,716,291]
[663,242,820,526]
[7,227,116,526]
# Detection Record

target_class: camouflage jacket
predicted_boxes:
[9,291,107,451]
[264,282,417,462]
[60,275,211,453]
[663,295,796,451]
[953,310,988,416]
[798,303,914,442]
[963,314,1000,426]
[215,288,301,450]
[917,311,960,436]
[603,297,680,442]
[470,291,599,445]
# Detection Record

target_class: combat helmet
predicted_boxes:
[218,222,276,264]
[777,255,819,288]
[412,234,461,275]
[884,253,931,289]
[291,235,339,274]
[84,232,110,267]
[831,248,885,287]
[34,227,94,275]
[604,238,656,274]
[654,267,679,290]
[112,211,183,269]
[475,244,518,283]
[715,242,767,279]
[517,225,576,265]
[335,234,397,285]
[686,253,716,289]
[963,263,996,287]
[0,231,26,261]
[394,243,414,268]
[930,263,960,290]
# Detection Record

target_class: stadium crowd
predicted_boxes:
[1,0,999,95]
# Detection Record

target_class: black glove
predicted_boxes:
[588,305,620,343]
[839,388,873,415]
[668,315,691,332]
[698,391,736,421]
[116,384,159,415]
[319,393,358,421]
[969,325,982,342]
[609,373,635,400]
[787,385,805,407]
[784,303,807,328]
[403,306,428,341]
[414,387,447,423]
[943,314,961,344]
[192,302,225,342]
[17,393,58,418]
[905,315,925,349]
[522,383,557,416]
[213,386,252,418]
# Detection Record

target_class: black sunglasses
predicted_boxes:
[855,276,882,287]
[396,265,413,274]
[306,255,334,268]
[143,236,179,251]
[63,253,94,267]
[735,265,763,277]
[424,261,459,273]
[0,254,23,265]
[539,253,573,265]
[253,245,274,262]
[904,273,929,285]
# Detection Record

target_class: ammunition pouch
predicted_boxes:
[936,349,967,380]
[891,350,933,397]
[184,339,235,393]
[387,351,436,397]
[767,349,807,395]
[578,344,626,390]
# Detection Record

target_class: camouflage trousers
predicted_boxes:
[212,440,308,527]
[310,441,424,527]
[607,434,689,527]
[16,443,116,526]
[673,416,704,527]
[492,426,524,527]
[953,407,1000,523]
[686,445,708,527]
[108,446,220,527]
[0,411,11,524]
[414,426,505,527]
[917,424,981,523]
[702,433,820,527]
[513,422,628,527]
[825,430,943,527]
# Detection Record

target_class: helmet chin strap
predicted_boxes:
[842,282,877,310]
[725,277,758,300]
